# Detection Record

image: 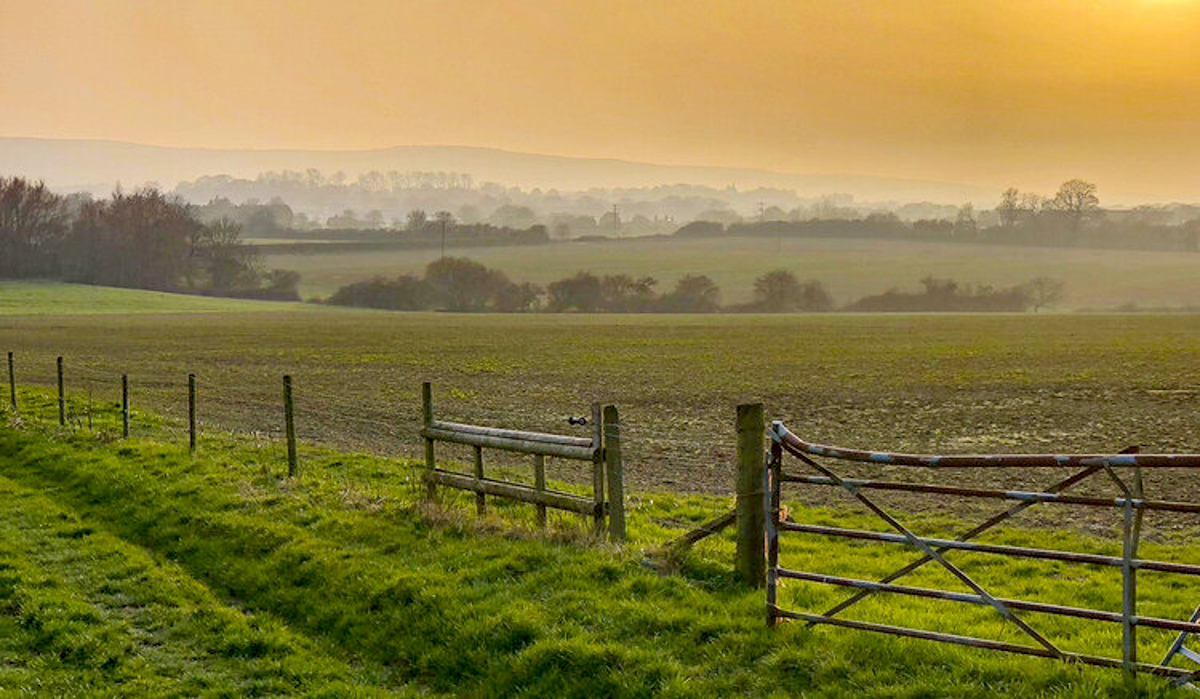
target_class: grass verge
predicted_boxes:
[0,395,1194,697]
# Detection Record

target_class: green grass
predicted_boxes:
[0,471,400,697]
[2,394,1196,696]
[262,236,1200,309]
[0,281,308,315]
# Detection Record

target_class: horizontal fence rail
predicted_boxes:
[423,420,599,461]
[765,419,1200,683]
[773,422,1200,469]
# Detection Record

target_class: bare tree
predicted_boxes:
[1050,179,1100,235]
[954,203,978,239]
[0,177,68,278]
[997,187,1021,228]
[406,209,428,231]
[1022,277,1065,312]
[753,270,833,312]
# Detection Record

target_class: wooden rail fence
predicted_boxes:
[3,358,630,544]
[420,382,625,541]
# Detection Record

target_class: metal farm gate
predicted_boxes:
[765,420,1200,682]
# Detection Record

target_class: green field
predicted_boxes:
[0,281,301,316]
[4,283,1200,695]
[263,235,1200,309]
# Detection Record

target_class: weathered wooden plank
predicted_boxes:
[427,469,595,514]
[429,419,594,448]
[736,403,765,587]
[604,404,625,542]
[534,453,546,527]
[283,375,298,477]
[664,509,735,555]
[422,381,436,499]
[422,425,598,461]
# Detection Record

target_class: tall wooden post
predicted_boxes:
[121,374,129,439]
[736,403,766,587]
[534,454,546,527]
[474,445,486,514]
[422,382,436,499]
[590,402,605,535]
[188,374,197,453]
[603,405,626,542]
[284,375,298,477]
[57,356,65,425]
[7,351,15,413]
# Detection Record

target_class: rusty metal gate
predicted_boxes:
[765,420,1200,681]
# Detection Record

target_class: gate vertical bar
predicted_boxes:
[604,404,625,542]
[766,441,782,625]
[1122,493,1136,681]
[736,403,766,586]
[1120,464,1144,683]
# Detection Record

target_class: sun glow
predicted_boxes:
[0,0,1198,199]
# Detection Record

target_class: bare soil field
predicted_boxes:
[4,304,1198,535]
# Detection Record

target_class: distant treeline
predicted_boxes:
[325,257,1063,314]
[679,180,1200,253]
[178,174,1199,249]
[0,177,299,299]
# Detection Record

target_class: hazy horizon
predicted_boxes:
[2,0,1198,202]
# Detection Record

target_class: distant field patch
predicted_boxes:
[0,281,306,316]
[263,235,1200,309]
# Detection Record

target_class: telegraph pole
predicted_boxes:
[440,218,446,259]
[612,204,619,237]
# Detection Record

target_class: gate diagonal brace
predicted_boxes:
[1163,606,1200,687]
[796,452,1063,658]
[815,462,1103,621]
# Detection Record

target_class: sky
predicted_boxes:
[1,0,1198,201]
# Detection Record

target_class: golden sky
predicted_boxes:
[1,0,1198,199]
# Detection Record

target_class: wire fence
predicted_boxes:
[2,351,747,510]
[8,348,1197,539]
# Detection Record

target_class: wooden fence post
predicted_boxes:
[188,374,197,453]
[284,375,298,477]
[121,374,129,439]
[736,403,766,587]
[474,445,486,514]
[604,405,626,542]
[57,356,65,425]
[591,402,605,535]
[533,453,545,526]
[7,351,15,413]
[422,382,436,499]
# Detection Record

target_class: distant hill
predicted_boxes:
[0,137,995,205]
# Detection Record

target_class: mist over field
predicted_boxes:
[3,1,1200,696]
